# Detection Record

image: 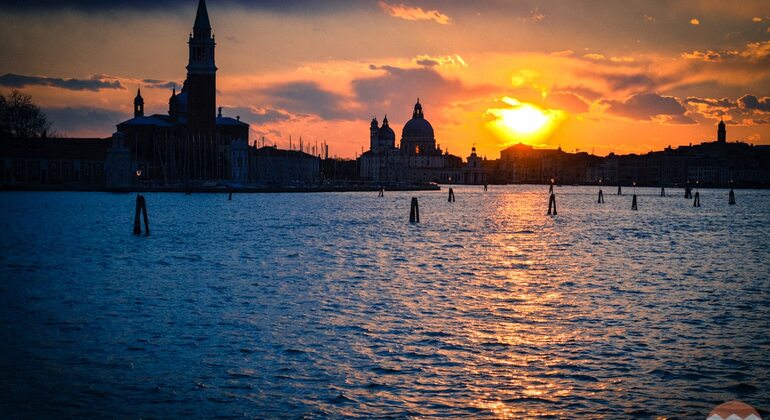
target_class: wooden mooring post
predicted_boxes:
[729,188,736,205]
[409,197,420,223]
[547,193,557,215]
[448,188,455,202]
[598,189,604,203]
[133,195,150,235]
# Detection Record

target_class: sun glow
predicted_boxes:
[485,97,565,146]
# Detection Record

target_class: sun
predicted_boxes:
[501,104,550,135]
[485,97,565,146]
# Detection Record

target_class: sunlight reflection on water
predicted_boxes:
[0,186,768,418]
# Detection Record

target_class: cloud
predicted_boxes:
[682,40,770,63]
[0,0,358,12]
[545,91,590,113]
[259,81,353,120]
[737,95,770,112]
[690,18,700,25]
[378,1,451,25]
[601,73,659,91]
[601,93,694,123]
[414,54,467,68]
[354,64,489,122]
[222,106,294,124]
[43,106,126,135]
[0,73,124,91]
[142,79,179,90]
[583,53,606,61]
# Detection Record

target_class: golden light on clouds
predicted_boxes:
[690,18,701,25]
[485,97,565,147]
[378,1,451,25]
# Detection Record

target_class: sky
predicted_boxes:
[1,0,769,159]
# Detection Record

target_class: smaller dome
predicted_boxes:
[379,125,395,142]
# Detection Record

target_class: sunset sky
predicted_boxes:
[1,0,769,159]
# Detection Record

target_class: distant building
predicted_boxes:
[0,137,111,188]
[461,147,487,184]
[248,146,320,185]
[359,99,463,184]
[115,0,249,184]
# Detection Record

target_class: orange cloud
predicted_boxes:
[378,1,451,25]
[682,40,770,62]
[690,18,700,25]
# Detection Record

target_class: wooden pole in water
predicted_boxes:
[598,189,604,203]
[409,197,420,223]
[133,195,149,235]
[483,183,488,192]
[617,185,622,195]
[693,192,700,207]
[448,187,455,202]
[228,191,233,201]
[729,188,736,205]
[631,182,637,210]
[660,186,665,197]
[547,193,557,215]
[378,187,384,197]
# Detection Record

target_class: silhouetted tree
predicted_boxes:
[0,90,52,139]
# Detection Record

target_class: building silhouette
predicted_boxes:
[488,121,770,187]
[115,0,248,184]
[359,99,463,183]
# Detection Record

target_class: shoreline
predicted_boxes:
[1,183,768,193]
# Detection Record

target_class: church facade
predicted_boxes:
[115,0,249,184]
[359,100,463,184]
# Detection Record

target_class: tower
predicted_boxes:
[370,117,379,151]
[717,118,726,143]
[186,0,217,135]
[133,88,144,118]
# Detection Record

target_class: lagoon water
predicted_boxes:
[1,186,769,418]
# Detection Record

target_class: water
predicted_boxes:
[1,186,768,418]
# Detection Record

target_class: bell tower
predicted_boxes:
[717,119,726,143]
[133,88,144,118]
[186,0,217,135]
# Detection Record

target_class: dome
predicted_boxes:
[402,117,434,139]
[402,99,434,139]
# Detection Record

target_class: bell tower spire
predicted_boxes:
[187,0,217,135]
[134,88,144,118]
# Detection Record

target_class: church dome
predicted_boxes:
[379,115,396,142]
[402,99,434,139]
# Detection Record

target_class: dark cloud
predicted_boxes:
[738,94,770,112]
[415,58,440,67]
[142,79,179,90]
[222,106,293,125]
[601,93,692,123]
[602,73,658,91]
[353,64,489,123]
[43,106,126,135]
[0,73,124,91]
[546,91,590,113]
[260,81,353,120]
[0,0,366,12]
[685,97,736,108]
